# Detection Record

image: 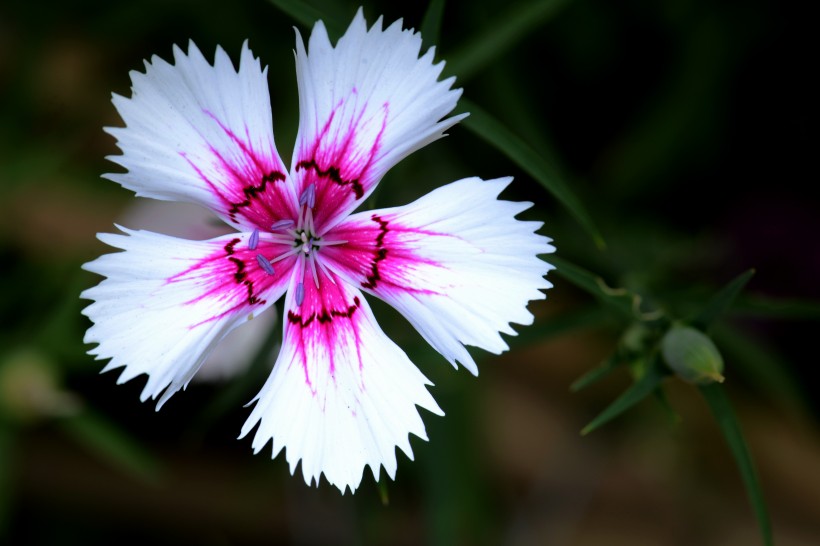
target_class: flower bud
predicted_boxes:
[661,325,725,384]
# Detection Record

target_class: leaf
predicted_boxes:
[572,321,663,391]
[420,0,446,51]
[0,424,13,535]
[267,0,347,38]
[699,384,773,546]
[60,409,161,484]
[581,357,666,435]
[571,352,621,392]
[516,305,614,348]
[377,478,390,506]
[446,0,571,81]
[549,256,634,317]
[712,323,809,416]
[652,388,681,424]
[692,269,755,331]
[730,294,820,320]
[460,100,604,247]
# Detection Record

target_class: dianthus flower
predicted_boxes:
[82,10,554,493]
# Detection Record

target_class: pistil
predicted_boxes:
[252,183,346,305]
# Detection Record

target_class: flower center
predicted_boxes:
[250,183,346,306]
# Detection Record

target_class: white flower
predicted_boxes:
[82,9,555,493]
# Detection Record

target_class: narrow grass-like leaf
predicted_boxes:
[731,294,820,320]
[571,352,621,392]
[712,323,808,416]
[447,0,571,81]
[693,269,755,331]
[549,256,634,317]
[460,100,604,247]
[516,305,614,348]
[268,0,346,37]
[653,387,681,424]
[699,383,773,546]
[377,478,390,506]
[581,358,666,435]
[421,0,446,51]
[60,409,161,484]
[0,425,13,534]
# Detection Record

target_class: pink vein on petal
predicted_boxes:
[179,109,290,227]
[324,214,446,296]
[165,237,292,329]
[286,270,364,390]
[295,94,390,229]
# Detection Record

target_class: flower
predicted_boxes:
[82,9,555,493]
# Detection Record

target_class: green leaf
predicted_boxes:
[730,294,820,320]
[460,100,604,247]
[0,424,13,535]
[652,387,681,424]
[267,0,347,38]
[377,478,390,506]
[516,305,614,348]
[571,352,621,392]
[712,323,809,416]
[420,0,446,51]
[699,384,773,546]
[571,321,664,392]
[693,269,755,331]
[549,256,635,317]
[60,410,161,484]
[581,358,666,435]
[446,0,571,81]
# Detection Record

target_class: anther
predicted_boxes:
[248,228,259,251]
[295,282,305,305]
[299,183,316,208]
[256,254,275,275]
[270,219,294,230]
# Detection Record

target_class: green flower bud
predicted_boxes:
[661,325,725,384]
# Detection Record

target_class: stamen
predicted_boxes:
[308,253,320,288]
[256,254,275,275]
[312,238,347,247]
[270,246,301,264]
[299,183,316,208]
[248,228,259,251]
[295,282,305,305]
[315,258,336,285]
[270,219,294,231]
[304,206,315,235]
[266,234,297,246]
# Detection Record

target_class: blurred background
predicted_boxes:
[1,0,817,544]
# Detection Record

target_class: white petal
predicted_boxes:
[81,228,292,407]
[240,267,441,494]
[323,177,555,375]
[105,41,298,230]
[117,198,278,381]
[291,8,466,233]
